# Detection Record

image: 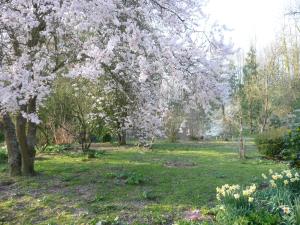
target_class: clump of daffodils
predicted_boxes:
[216,184,240,200]
[242,184,256,197]
[262,169,300,188]
[216,183,256,203]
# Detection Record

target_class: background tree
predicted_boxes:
[241,46,261,134]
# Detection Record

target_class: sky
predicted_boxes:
[206,0,295,51]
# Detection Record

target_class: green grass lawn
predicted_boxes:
[0,141,287,224]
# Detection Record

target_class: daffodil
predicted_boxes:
[280,205,291,214]
[249,184,256,192]
[243,190,249,196]
[233,194,240,199]
[270,180,277,188]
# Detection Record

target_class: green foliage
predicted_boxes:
[106,171,146,185]
[85,149,96,158]
[164,101,184,142]
[141,190,156,200]
[123,172,145,185]
[0,131,5,143]
[91,194,105,203]
[255,128,288,158]
[285,127,300,153]
[37,144,72,153]
[293,198,300,225]
[38,77,108,149]
[85,149,105,158]
[214,169,300,225]
[281,127,300,167]
[219,212,280,225]
[102,133,112,143]
[0,147,7,162]
[247,210,281,225]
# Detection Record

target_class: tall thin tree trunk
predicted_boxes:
[239,116,245,159]
[2,114,21,176]
[249,100,254,134]
[260,81,269,133]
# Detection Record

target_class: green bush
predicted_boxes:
[286,127,300,152]
[0,147,7,162]
[255,128,288,159]
[0,131,5,143]
[279,127,300,167]
[102,133,112,143]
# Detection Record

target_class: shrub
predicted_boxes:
[0,131,5,143]
[255,128,288,159]
[285,127,300,154]
[0,146,7,162]
[102,133,112,143]
[277,127,300,167]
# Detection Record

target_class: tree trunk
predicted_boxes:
[239,116,245,159]
[249,100,254,134]
[260,82,269,133]
[80,128,91,152]
[2,114,21,176]
[118,130,126,145]
[27,97,37,156]
[16,112,35,176]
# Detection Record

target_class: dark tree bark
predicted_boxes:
[80,128,91,152]
[118,130,126,145]
[15,99,37,176]
[25,98,37,174]
[16,112,34,176]
[1,114,21,176]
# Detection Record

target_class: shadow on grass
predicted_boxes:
[0,141,286,224]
